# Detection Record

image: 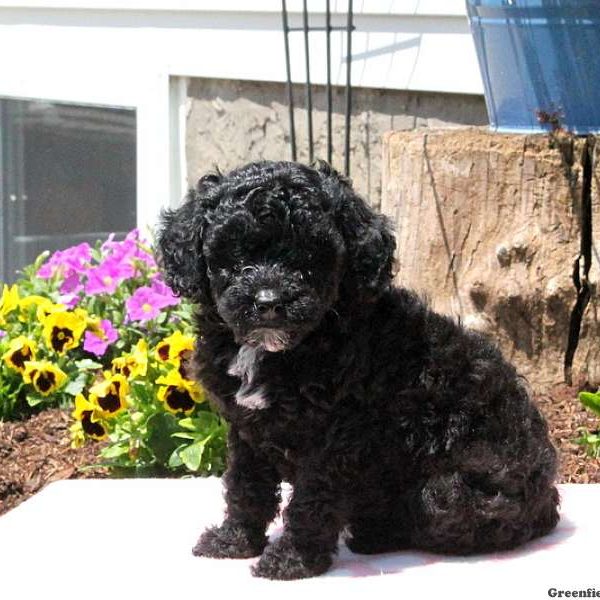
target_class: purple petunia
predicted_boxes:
[125,284,180,322]
[83,319,119,357]
[58,293,81,309]
[37,242,92,279]
[58,271,84,305]
[102,229,157,270]
[37,231,158,302]
[150,278,180,304]
[85,256,135,295]
[83,230,159,296]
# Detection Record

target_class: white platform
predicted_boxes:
[0,479,597,599]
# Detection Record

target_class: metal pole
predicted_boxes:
[281,0,297,161]
[302,0,314,163]
[326,0,333,165]
[344,0,353,176]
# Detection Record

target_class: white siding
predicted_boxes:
[0,1,483,218]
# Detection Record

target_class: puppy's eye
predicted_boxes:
[298,270,313,282]
[241,266,257,276]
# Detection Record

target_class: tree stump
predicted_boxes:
[381,128,600,387]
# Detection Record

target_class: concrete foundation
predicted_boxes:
[185,78,487,209]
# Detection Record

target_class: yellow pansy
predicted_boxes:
[42,310,87,354]
[72,392,98,420]
[89,372,129,417]
[71,394,108,441]
[19,295,53,322]
[19,295,52,310]
[155,330,195,362]
[0,284,20,323]
[2,336,37,373]
[69,420,86,449]
[112,339,148,379]
[35,300,66,323]
[155,331,195,380]
[22,360,68,396]
[74,307,91,322]
[156,369,204,415]
[19,295,50,308]
[84,314,104,337]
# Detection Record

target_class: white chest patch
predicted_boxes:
[235,386,268,410]
[228,344,269,410]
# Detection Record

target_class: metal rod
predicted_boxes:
[287,26,351,32]
[326,0,333,164]
[281,0,297,161]
[344,0,353,176]
[302,0,314,163]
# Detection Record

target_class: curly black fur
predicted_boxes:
[157,160,559,580]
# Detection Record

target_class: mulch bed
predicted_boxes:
[0,409,107,516]
[0,384,598,518]
[535,383,600,484]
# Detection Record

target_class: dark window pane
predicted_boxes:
[1,99,136,283]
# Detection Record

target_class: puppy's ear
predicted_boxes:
[195,170,222,197]
[157,173,221,304]
[316,162,396,302]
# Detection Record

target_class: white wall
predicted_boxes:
[0,1,483,223]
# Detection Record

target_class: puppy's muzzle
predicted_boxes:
[246,328,291,352]
[255,288,286,322]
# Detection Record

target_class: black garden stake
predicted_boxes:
[281,0,355,176]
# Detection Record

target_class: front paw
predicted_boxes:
[251,536,332,580]
[192,521,267,559]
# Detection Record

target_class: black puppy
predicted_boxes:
[158,160,559,580]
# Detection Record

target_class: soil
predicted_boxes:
[535,382,600,483]
[0,409,107,516]
[0,383,598,518]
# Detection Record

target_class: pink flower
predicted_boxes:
[58,293,81,309]
[125,284,180,322]
[126,287,162,321]
[37,243,92,279]
[85,257,135,295]
[58,274,84,306]
[150,278,180,307]
[60,271,83,296]
[83,319,118,357]
[102,229,156,270]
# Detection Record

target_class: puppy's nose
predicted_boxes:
[255,289,285,320]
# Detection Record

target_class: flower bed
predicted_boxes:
[1,230,599,518]
[0,230,227,477]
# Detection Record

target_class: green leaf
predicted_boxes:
[171,432,199,441]
[64,374,87,396]
[26,394,44,407]
[168,447,185,469]
[146,412,182,465]
[178,413,219,432]
[579,391,600,417]
[74,359,103,371]
[33,250,51,271]
[178,440,207,472]
[100,443,130,459]
[155,311,168,325]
